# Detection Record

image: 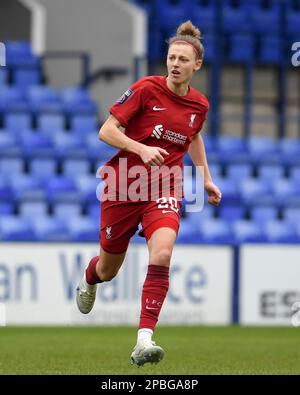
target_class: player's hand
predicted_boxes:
[205,181,222,207]
[139,146,169,166]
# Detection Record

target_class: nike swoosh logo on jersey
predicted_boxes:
[162,210,174,214]
[153,106,167,111]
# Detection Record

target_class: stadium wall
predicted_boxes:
[0,243,232,326]
[36,0,142,121]
[1,243,299,327]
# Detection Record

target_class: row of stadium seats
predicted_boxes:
[1,128,300,163]
[1,173,300,207]
[1,157,300,180]
[134,0,300,34]
[150,31,290,63]
[132,0,300,62]
[0,86,98,114]
[1,212,300,243]
[1,200,300,224]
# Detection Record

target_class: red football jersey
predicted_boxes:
[101,75,209,201]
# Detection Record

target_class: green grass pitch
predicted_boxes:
[0,326,299,375]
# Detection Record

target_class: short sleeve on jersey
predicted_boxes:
[109,85,145,127]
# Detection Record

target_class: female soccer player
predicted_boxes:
[76,20,222,366]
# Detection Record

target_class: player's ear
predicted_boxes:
[194,59,202,72]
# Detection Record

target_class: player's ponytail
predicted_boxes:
[168,20,204,60]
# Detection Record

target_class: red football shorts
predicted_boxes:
[100,197,181,254]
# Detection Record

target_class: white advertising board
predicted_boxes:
[0,243,232,325]
[240,245,300,325]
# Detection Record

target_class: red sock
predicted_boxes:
[139,265,169,331]
[85,256,103,285]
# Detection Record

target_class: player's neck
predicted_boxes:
[166,77,189,97]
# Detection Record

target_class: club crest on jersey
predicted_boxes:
[189,114,196,128]
[106,226,112,239]
[116,89,133,104]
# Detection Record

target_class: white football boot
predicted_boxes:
[76,272,97,314]
[131,339,165,367]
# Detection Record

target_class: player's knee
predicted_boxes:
[150,248,172,267]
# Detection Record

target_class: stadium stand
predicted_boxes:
[0,0,300,244]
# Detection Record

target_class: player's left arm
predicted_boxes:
[188,133,222,207]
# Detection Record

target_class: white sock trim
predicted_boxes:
[137,328,153,342]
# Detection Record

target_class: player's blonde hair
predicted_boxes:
[168,20,204,60]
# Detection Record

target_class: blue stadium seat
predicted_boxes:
[249,0,281,34]
[62,158,90,177]
[13,67,42,89]
[257,164,285,183]
[272,178,300,206]
[272,179,300,206]
[86,135,117,160]
[70,114,98,133]
[37,113,65,132]
[0,132,21,157]
[185,203,215,225]
[197,218,233,244]
[282,207,300,227]
[289,166,300,181]
[4,41,40,67]
[239,178,274,205]
[0,178,13,200]
[4,112,32,131]
[228,34,255,62]
[219,204,245,223]
[176,218,199,243]
[0,87,28,112]
[147,30,164,62]
[45,176,79,203]
[0,68,8,86]
[0,202,14,215]
[259,35,282,64]
[87,202,100,220]
[189,0,217,33]
[76,174,102,203]
[233,219,267,243]
[286,0,300,34]
[21,131,54,158]
[221,0,251,33]
[210,176,240,204]
[156,0,187,32]
[9,174,45,202]
[250,205,278,224]
[264,219,298,243]
[65,216,99,241]
[19,201,48,218]
[0,215,35,241]
[208,163,222,179]
[0,157,24,176]
[30,215,70,241]
[53,202,82,219]
[248,137,279,164]
[59,87,98,114]
[201,34,216,63]
[217,136,248,160]
[52,131,87,159]
[26,86,61,113]
[226,163,253,181]
[279,138,300,165]
[29,158,57,178]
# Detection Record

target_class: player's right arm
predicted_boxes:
[99,114,169,166]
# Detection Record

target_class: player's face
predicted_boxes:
[167,43,202,86]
